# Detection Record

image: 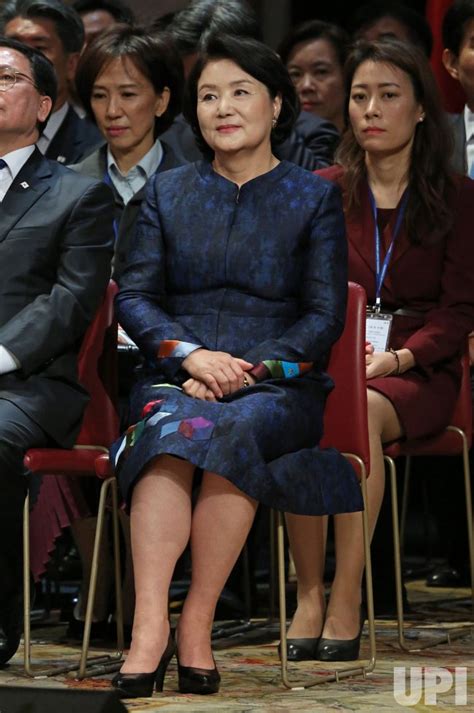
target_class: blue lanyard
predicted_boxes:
[368,186,408,311]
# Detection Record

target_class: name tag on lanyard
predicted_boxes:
[366,187,408,351]
[366,310,393,352]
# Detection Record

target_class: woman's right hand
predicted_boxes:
[182,348,253,398]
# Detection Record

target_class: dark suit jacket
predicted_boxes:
[71,141,187,279]
[0,149,114,446]
[448,111,467,175]
[160,111,339,170]
[45,106,103,165]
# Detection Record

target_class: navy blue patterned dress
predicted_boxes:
[110,160,363,515]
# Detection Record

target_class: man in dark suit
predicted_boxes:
[0,0,102,164]
[0,37,113,665]
[442,0,474,177]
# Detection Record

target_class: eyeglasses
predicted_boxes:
[0,65,38,92]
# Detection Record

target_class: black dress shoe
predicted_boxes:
[112,633,175,698]
[177,658,221,695]
[317,608,365,662]
[278,637,320,661]
[426,567,470,588]
[0,594,22,666]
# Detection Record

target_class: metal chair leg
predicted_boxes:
[23,493,32,676]
[22,477,124,678]
[278,455,376,689]
[76,476,123,679]
[447,426,474,626]
[399,456,411,558]
[386,451,471,652]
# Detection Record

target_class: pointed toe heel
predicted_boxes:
[112,633,176,698]
[316,608,365,662]
[177,660,221,695]
[277,637,320,661]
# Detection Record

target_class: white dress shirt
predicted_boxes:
[463,105,474,177]
[36,101,69,156]
[0,144,36,374]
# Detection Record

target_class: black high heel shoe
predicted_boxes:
[278,637,321,661]
[177,656,221,695]
[112,632,176,698]
[316,607,366,662]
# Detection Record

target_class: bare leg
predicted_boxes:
[284,514,327,638]
[121,454,195,673]
[177,472,258,669]
[117,511,135,626]
[323,389,402,639]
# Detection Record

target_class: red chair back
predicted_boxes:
[320,282,370,477]
[75,280,119,447]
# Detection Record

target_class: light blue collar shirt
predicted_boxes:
[107,138,164,204]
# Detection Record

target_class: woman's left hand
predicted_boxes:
[366,350,398,379]
[182,378,217,401]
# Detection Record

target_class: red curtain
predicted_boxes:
[426,0,466,112]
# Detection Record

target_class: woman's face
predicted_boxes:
[286,37,345,129]
[196,58,281,157]
[91,56,169,160]
[348,60,424,158]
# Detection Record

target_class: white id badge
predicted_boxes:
[366,311,393,352]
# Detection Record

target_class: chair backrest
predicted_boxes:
[320,282,370,477]
[75,280,119,448]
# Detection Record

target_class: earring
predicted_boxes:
[272,117,278,128]
[418,114,425,123]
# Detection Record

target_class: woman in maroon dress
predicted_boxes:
[283,38,474,662]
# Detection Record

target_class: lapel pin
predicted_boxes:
[20,181,29,189]
[57,156,66,163]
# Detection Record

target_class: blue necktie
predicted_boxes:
[0,159,7,169]
[470,161,474,179]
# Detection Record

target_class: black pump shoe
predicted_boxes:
[278,637,320,661]
[317,608,365,662]
[112,633,175,698]
[177,659,221,695]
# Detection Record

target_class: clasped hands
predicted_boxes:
[365,341,398,379]
[181,348,255,401]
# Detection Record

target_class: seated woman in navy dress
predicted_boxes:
[284,39,474,663]
[110,33,362,698]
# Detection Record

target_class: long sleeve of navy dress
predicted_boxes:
[110,160,362,516]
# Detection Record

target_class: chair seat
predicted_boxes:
[24,448,105,476]
[95,453,113,480]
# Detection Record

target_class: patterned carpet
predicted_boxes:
[0,583,472,712]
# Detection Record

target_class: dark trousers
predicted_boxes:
[0,399,48,605]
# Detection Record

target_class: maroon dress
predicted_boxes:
[318,164,474,440]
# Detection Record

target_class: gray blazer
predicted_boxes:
[71,141,187,279]
[0,149,114,446]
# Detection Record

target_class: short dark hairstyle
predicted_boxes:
[337,39,455,245]
[183,33,298,158]
[75,25,183,135]
[351,1,433,58]
[167,0,261,56]
[442,0,474,56]
[0,0,85,53]
[0,35,57,131]
[278,19,350,69]
[72,0,135,26]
